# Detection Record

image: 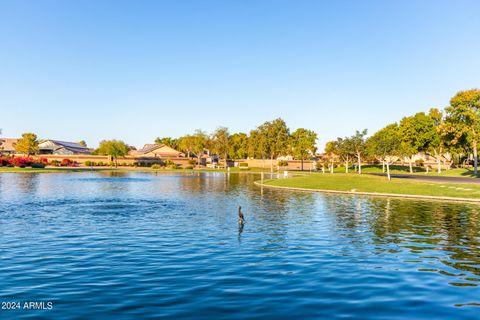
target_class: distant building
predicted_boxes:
[38,140,91,155]
[0,138,18,154]
[130,144,184,158]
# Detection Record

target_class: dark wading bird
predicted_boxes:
[238,206,245,224]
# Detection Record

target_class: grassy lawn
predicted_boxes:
[263,173,480,199]
[333,165,480,178]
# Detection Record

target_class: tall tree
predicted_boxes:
[96,140,130,167]
[349,129,368,174]
[324,141,339,174]
[398,112,437,173]
[228,132,248,160]
[366,124,401,180]
[211,127,230,168]
[15,133,39,155]
[428,108,450,173]
[444,89,480,174]
[78,140,87,147]
[290,128,317,171]
[192,130,209,168]
[178,135,196,158]
[336,137,354,173]
[257,118,290,172]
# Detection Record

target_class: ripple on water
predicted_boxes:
[0,172,479,319]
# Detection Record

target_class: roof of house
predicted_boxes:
[39,140,90,153]
[133,144,183,156]
[137,144,166,154]
[0,138,18,151]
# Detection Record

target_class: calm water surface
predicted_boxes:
[0,172,479,319]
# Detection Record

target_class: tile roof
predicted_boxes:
[0,138,18,151]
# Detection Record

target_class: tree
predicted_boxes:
[428,108,451,173]
[257,118,290,172]
[290,128,317,171]
[444,89,480,174]
[96,140,130,167]
[15,133,39,155]
[336,137,354,173]
[228,133,248,160]
[349,129,367,174]
[78,140,87,147]
[398,112,437,173]
[211,127,230,168]
[178,135,196,158]
[155,137,179,149]
[324,141,339,174]
[366,123,401,180]
[247,129,266,161]
[192,130,209,168]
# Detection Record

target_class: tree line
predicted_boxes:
[155,118,318,171]
[323,88,480,180]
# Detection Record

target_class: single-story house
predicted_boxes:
[130,144,184,158]
[38,140,91,155]
[0,138,18,154]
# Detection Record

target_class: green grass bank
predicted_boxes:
[261,173,480,201]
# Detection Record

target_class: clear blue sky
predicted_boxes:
[1,0,479,150]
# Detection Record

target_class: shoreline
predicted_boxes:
[254,180,480,204]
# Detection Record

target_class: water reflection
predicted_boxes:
[1,171,479,319]
[324,194,480,285]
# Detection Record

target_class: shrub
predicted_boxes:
[415,159,425,167]
[11,157,33,168]
[151,164,161,170]
[278,160,288,167]
[84,160,93,166]
[50,160,60,167]
[238,162,248,167]
[0,157,12,166]
[31,163,46,168]
[164,159,175,166]
[188,159,196,165]
[185,165,194,170]
[61,159,74,167]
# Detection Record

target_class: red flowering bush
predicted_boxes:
[0,157,12,166]
[61,158,74,167]
[11,157,34,168]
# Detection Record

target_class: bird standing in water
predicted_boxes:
[238,206,245,224]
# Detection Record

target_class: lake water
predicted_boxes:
[0,172,479,319]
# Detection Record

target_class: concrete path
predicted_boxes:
[368,173,480,184]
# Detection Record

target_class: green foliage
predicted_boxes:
[257,118,290,161]
[278,160,288,167]
[211,126,230,162]
[151,164,161,170]
[290,128,317,162]
[96,140,130,167]
[15,133,39,155]
[154,137,179,149]
[444,89,480,173]
[398,112,437,157]
[366,123,401,160]
[228,133,248,159]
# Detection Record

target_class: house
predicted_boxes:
[130,144,184,158]
[38,140,91,155]
[0,138,18,154]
